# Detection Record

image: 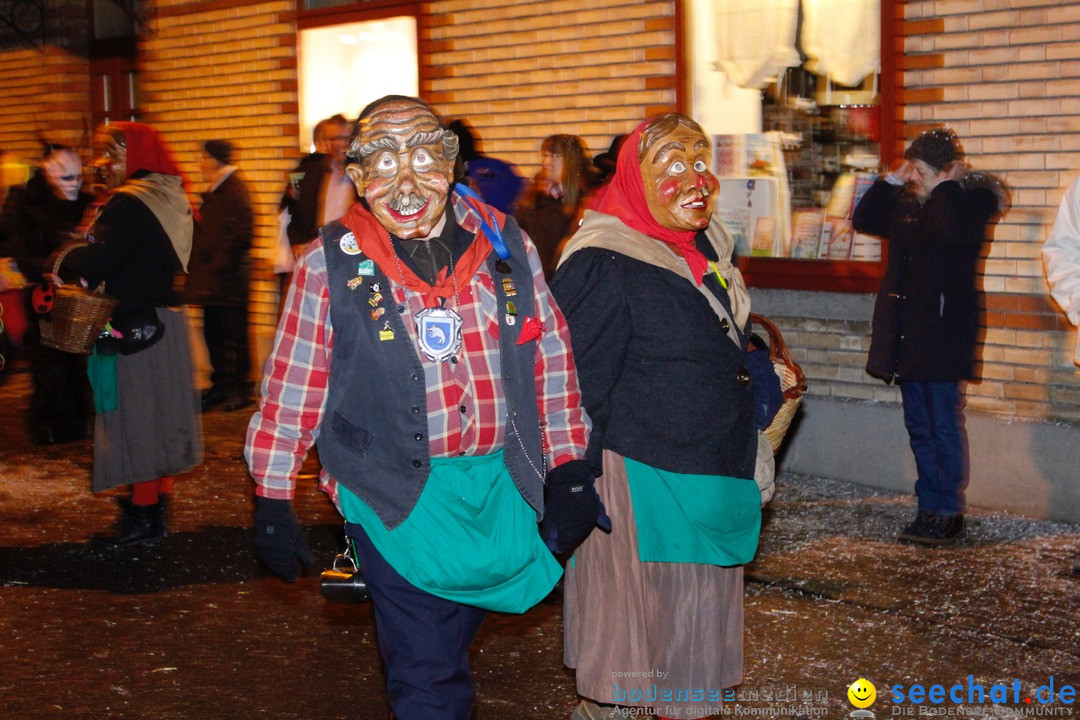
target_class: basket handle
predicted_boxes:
[51,241,88,277]
[50,242,107,296]
[750,313,807,400]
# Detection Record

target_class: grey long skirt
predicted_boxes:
[92,307,202,492]
[563,449,744,717]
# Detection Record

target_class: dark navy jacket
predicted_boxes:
[854,178,998,383]
[550,236,757,481]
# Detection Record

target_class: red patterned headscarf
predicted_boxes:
[593,118,709,284]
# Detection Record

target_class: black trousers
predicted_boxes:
[347,521,487,720]
[202,304,250,396]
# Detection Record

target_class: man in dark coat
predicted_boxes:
[281,114,354,259]
[853,128,1003,546]
[186,140,254,411]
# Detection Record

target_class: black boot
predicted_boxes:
[93,500,164,547]
[201,386,227,411]
[156,494,171,538]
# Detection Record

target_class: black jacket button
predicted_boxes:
[736,367,751,385]
[412,460,422,468]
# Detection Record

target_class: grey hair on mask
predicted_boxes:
[346,95,458,165]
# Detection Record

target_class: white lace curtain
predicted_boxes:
[713,0,881,90]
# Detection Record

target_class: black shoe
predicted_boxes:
[898,511,964,546]
[201,386,227,411]
[92,499,165,547]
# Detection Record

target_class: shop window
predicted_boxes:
[688,0,898,292]
[297,13,418,152]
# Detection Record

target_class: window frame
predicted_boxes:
[295,0,427,132]
[708,0,900,294]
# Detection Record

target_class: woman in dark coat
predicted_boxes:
[64,122,203,546]
[853,127,1003,546]
[515,134,594,279]
[551,114,769,720]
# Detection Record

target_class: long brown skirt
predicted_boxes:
[92,307,202,492]
[563,449,743,717]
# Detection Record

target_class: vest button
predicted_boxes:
[397,305,405,313]
[414,432,423,441]
[459,405,467,413]
[412,459,422,468]
[411,406,421,414]
[411,373,420,382]
[736,367,751,385]
[450,356,458,364]
[720,317,730,332]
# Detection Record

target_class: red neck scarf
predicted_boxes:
[340,195,496,309]
[593,120,708,284]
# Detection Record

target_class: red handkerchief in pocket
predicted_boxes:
[515,316,545,345]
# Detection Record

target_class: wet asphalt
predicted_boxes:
[0,366,1078,720]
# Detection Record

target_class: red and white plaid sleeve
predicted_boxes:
[245,241,333,500]
[522,234,591,468]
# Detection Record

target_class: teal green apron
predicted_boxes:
[624,456,761,566]
[86,347,118,413]
[338,450,561,613]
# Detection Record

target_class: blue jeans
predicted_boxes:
[346,522,487,720]
[900,381,966,515]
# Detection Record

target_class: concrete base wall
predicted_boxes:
[780,395,1080,523]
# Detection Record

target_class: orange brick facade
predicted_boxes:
[3,0,1080,426]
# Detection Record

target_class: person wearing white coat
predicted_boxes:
[1041,173,1080,574]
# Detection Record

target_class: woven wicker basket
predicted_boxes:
[38,243,117,355]
[750,313,808,453]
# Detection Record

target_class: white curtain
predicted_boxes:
[713,0,801,90]
[802,0,881,87]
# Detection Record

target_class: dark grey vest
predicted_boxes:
[318,212,545,530]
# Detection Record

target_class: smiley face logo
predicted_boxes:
[848,678,876,708]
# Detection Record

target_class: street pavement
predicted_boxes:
[0,367,1078,720]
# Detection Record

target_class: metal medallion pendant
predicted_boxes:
[415,306,463,362]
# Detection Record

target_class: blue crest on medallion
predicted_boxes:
[415,307,463,362]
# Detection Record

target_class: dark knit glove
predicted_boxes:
[254,496,313,582]
[539,459,610,554]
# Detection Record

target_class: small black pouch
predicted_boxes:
[98,306,165,356]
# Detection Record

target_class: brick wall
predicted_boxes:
[26,1,1076,428]
[0,50,91,169]
[892,0,1080,421]
[425,0,678,178]
[141,0,298,349]
[134,0,678,377]
[770,0,1080,425]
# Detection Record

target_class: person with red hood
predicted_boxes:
[62,121,202,546]
[551,113,774,720]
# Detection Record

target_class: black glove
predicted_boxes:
[254,496,313,582]
[746,341,783,430]
[539,459,611,554]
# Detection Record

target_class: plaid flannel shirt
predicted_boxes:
[245,196,590,508]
